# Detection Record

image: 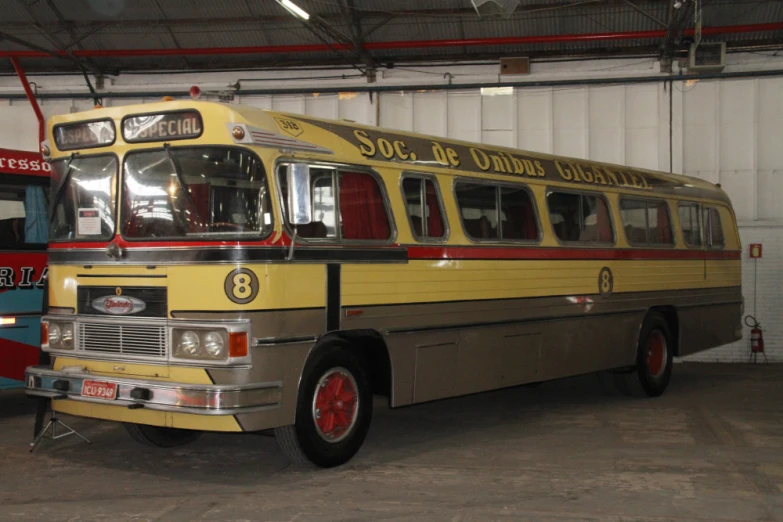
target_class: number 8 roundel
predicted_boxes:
[224,268,260,304]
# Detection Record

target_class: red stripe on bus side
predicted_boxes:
[407,245,741,261]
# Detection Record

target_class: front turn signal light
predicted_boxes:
[40,322,49,348]
[229,331,248,358]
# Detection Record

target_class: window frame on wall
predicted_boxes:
[275,160,397,245]
[545,187,616,246]
[618,196,675,248]
[677,201,703,249]
[399,172,449,243]
[452,177,542,244]
[704,205,725,250]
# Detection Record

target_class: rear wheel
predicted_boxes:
[611,312,673,397]
[124,423,202,448]
[275,342,372,468]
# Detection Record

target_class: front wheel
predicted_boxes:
[275,342,372,468]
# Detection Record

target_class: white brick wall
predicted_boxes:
[683,225,783,363]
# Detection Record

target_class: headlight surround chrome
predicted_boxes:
[43,320,76,351]
[172,328,229,361]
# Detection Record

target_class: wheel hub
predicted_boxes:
[312,367,359,443]
[645,330,667,379]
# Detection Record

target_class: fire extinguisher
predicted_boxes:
[745,315,768,362]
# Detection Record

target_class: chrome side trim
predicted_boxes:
[25,366,281,416]
[228,123,334,155]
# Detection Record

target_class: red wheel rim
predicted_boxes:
[645,330,667,379]
[312,367,359,443]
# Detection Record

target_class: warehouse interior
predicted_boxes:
[1,0,782,520]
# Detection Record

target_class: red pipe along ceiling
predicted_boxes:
[1,22,782,59]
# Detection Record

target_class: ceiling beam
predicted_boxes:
[339,0,377,80]
[3,37,780,75]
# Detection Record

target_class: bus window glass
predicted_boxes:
[402,177,445,240]
[122,148,272,239]
[455,182,498,240]
[339,171,391,240]
[278,166,391,241]
[619,198,647,244]
[0,180,48,248]
[500,186,537,240]
[707,207,724,248]
[548,191,613,243]
[50,155,117,241]
[678,202,701,246]
[620,198,673,245]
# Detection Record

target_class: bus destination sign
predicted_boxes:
[54,119,116,151]
[122,110,203,143]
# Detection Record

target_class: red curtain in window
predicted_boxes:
[597,199,612,242]
[339,172,390,240]
[425,181,444,238]
[656,202,672,243]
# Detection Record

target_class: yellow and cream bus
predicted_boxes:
[26,99,742,467]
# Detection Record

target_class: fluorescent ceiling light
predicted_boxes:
[277,0,310,20]
[481,86,513,96]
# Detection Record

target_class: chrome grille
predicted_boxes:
[78,322,166,358]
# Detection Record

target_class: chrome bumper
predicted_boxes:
[24,366,282,416]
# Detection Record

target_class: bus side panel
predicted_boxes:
[0,251,46,387]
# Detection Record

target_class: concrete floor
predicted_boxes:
[1,363,782,521]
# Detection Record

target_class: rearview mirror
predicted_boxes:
[286,163,312,226]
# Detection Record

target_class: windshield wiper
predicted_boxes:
[164,144,204,229]
[49,152,77,223]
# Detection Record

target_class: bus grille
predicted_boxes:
[78,322,166,358]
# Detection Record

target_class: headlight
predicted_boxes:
[179,331,200,355]
[61,323,74,348]
[172,328,236,362]
[48,323,61,346]
[43,321,75,351]
[203,332,225,358]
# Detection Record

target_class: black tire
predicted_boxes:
[274,341,372,468]
[123,423,202,448]
[613,312,673,397]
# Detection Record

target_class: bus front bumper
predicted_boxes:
[24,365,282,416]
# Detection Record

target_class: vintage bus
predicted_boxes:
[0,148,49,390]
[25,100,741,467]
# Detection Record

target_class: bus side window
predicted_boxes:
[678,202,701,247]
[278,166,392,241]
[455,182,498,240]
[547,191,613,244]
[0,182,48,249]
[705,207,725,248]
[620,197,674,246]
[401,176,446,241]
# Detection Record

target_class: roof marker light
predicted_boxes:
[277,0,310,20]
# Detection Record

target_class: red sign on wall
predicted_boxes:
[750,244,762,259]
[0,147,49,177]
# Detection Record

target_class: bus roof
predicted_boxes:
[46,99,730,205]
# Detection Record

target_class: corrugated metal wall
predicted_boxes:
[1,60,781,362]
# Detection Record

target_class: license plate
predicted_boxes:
[81,380,117,400]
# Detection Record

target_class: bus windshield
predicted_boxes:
[121,147,272,239]
[50,155,118,241]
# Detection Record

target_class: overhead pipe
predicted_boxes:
[2,68,783,101]
[10,57,45,145]
[0,22,782,59]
